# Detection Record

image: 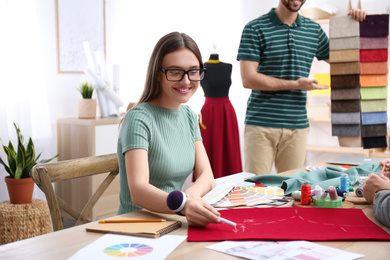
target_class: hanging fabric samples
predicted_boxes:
[329,14,389,149]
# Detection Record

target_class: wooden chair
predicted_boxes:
[30,153,119,232]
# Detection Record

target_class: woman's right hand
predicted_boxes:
[380,159,390,178]
[181,196,221,226]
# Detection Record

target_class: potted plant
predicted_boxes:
[0,123,58,204]
[77,81,96,119]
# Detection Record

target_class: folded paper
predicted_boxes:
[361,124,387,138]
[331,112,360,124]
[331,74,360,88]
[338,136,362,147]
[331,86,360,100]
[360,37,388,50]
[330,36,359,50]
[360,14,389,37]
[331,100,360,113]
[360,86,388,100]
[360,62,388,75]
[332,124,361,137]
[330,16,359,38]
[360,74,388,87]
[329,49,359,63]
[361,99,387,113]
[330,62,360,75]
[361,112,388,125]
[362,136,388,149]
[360,49,388,62]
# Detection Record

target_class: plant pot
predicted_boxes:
[78,99,96,119]
[4,176,35,204]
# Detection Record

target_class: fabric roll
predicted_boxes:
[330,16,360,38]
[360,14,389,37]
[331,100,360,113]
[330,62,360,75]
[331,112,360,124]
[360,74,388,87]
[338,136,362,147]
[361,124,387,138]
[361,112,388,125]
[329,49,359,63]
[332,124,361,137]
[330,37,359,50]
[360,62,388,75]
[360,49,388,62]
[360,86,388,100]
[331,74,360,88]
[331,86,360,100]
[361,99,387,113]
[362,136,388,149]
[360,37,388,50]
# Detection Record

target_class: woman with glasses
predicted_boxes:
[117,32,222,226]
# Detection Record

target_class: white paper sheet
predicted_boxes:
[68,234,186,260]
[207,240,364,260]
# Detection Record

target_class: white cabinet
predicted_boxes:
[56,117,121,222]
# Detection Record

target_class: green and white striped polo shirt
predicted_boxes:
[237,8,329,129]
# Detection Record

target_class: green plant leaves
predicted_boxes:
[0,122,58,179]
[77,82,94,99]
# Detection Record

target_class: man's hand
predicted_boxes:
[363,173,390,204]
[348,8,367,22]
[296,78,329,91]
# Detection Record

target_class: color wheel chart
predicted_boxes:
[104,243,153,257]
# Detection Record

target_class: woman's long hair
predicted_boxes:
[137,32,204,104]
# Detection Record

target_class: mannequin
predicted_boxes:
[200,52,242,178]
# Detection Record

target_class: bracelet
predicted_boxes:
[167,190,187,213]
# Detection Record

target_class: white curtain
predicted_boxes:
[0,0,52,202]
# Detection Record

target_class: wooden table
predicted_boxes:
[0,165,389,259]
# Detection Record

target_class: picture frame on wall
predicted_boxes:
[56,0,106,73]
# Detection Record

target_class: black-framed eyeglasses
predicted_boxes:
[160,68,206,82]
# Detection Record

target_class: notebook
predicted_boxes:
[326,155,387,166]
[86,217,182,239]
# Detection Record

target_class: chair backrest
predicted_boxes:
[30,153,119,231]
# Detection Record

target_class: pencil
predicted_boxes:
[98,219,166,223]
[380,165,385,175]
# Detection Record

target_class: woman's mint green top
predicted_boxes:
[117,103,202,214]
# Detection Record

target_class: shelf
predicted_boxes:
[307,145,370,156]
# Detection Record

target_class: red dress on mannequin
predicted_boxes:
[200,54,242,178]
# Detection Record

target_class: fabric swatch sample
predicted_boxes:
[360,74,388,87]
[331,100,360,113]
[361,124,387,138]
[330,16,360,38]
[360,14,390,37]
[330,62,360,75]
[187,207,390,242]
[360,49,388,62]
[338,136,362,147]
[330,49,359,63]
[360,62,388,75]
[331,86,360,100]
[361,99,387,113]
[361,112,388,125]
[360,86,388,100]
[331,74,360,88]
[331,112,360,124]
[332,124,361,137]
[330,36,359,50]
[362,136,388,149]
[360,36,388,50]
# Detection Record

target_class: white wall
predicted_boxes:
[1,0,389,202]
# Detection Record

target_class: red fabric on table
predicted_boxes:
[187,207,390,242]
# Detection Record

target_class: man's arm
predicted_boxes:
[374,190,390,228]
[240,60,329,91]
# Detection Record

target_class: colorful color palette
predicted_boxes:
[104,243,153,257]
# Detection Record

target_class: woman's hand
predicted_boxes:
[181,195,221,226]
[380,159,390,178]
[348,8,367,22]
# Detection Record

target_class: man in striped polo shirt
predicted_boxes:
[237,0,367,175]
